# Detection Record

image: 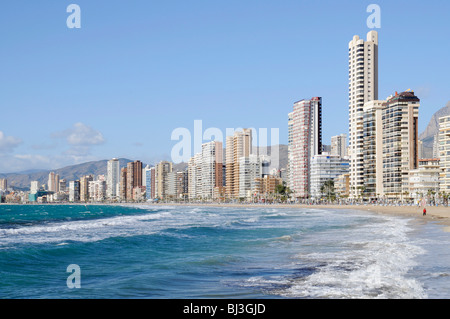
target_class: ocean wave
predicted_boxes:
[0,211,173,246]
[279,217,427,299]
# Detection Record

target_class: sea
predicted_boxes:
[0,204,449,299]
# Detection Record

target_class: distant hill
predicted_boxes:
[1,144,289,191]
[0,158,133,190]
[419,101,450,158]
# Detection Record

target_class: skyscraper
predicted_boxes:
[155,161,173,200]
[439,115,450,193]
[188,153,202,200]
[69,180,80,202]
[119,167,127,201]
[47,172,59,193]
[107,158,120,200]
[382,90,420,198]
[290,97,322,199]
[287,112,294,190]
[348,30,378,198]
[188,141,223,200]
[238,154,262,199]
[126,160,143,201]
[225,129,252,198]
[363,100,385,198]
[30,181,40,194]
[80,175,93,202]
[202,141,223,199]
[0,179,7,191]
[143,165,153,200]
[59,179,67,193]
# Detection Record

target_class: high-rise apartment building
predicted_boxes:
[89,178,106,202]
[287,112,294,190]
[30,181,40,194]
[126,160,143,201]
[290,97,322,199]
[59,179,67,193]
[155,161,173,199]
[119,167,127,201]
[348,30,378,198]
[48,172,55,192]
[69,180,80,202]
[225,129,252,198]
[166,171,178,198]
[238,154,262,199]
[176,170,188,199]
[363,100,385,198]
[202,141,223,199]
[188,141,223,200]
[439,115,450,193]
[188,153,202,200]
[433,134,440,159]
[382,91,420,198]
[47,172,60,193]
[331,134,348,158]
[418,140,424,160]
[143,165,154,200]
[107,158,120,200]
[0,179,7,191]
[80,175,93,202]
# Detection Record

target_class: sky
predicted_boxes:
[0,0,449,173]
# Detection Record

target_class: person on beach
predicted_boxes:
[423,207,427,216]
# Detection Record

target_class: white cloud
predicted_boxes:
[50,122,106,157]
[52,122,105,146]
[0,154,52,174]
[0,131,22,154]
[0,124,106,173]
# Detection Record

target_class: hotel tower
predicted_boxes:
[348,30,378,198]
[290,97,322,199]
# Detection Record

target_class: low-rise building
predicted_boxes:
[409,158,442,200]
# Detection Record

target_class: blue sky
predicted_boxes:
[0,0,449,173]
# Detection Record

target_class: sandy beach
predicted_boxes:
[152,202,450,232]
[2,201,449,231]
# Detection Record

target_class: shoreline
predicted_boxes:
[2,202,449,232]
[155,202,450,230]
[153,202,450,232]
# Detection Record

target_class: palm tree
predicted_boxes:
[320,180,335,202]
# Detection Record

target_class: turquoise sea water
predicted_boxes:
[0,204,449,299]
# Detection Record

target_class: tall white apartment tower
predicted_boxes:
[287,112,294,190]
[290,97,322,199]
[107,158,120,200]
[348,30,378,198]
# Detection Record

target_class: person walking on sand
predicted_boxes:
[423,207,427,216]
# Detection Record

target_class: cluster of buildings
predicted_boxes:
[1,30,450,205]
[187,131,282,202]
[25,159,185,203]
[286,30,450,203]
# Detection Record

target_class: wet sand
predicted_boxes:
[2,201,449,231]
[155,202,450,232]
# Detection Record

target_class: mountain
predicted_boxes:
[419,101,450,158]
[0,158,133,190]
[1,144,290,191]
